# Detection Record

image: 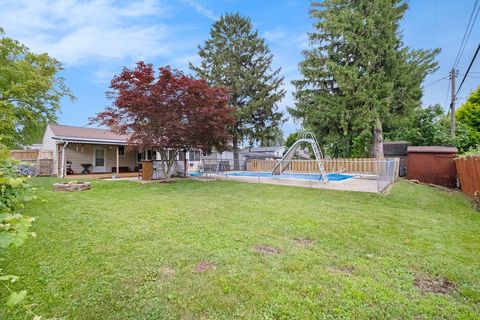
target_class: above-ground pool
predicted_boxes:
[192,171,354,181]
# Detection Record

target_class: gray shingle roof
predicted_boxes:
[407,146,458,154]
[49,124,129,142]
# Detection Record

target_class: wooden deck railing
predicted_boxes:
[246,158,399,177]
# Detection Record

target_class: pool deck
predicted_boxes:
[99,173,383,193]
[197,174,380,193]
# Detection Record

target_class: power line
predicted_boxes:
[444,80,451,109]
[454,43,480,101]
[424,75,449,88]
[453,0,480,69]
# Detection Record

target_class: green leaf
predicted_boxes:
[6,290,27,308]
[0,275,19,282]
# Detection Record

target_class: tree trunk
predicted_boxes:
[233,135,240,170]
[372,117,384,158]
[159,149,178,181]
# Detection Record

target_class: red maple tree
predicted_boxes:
[92,62,234,180]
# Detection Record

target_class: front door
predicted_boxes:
[93,148,106,172]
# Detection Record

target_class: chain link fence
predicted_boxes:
[192,157,399,193]
[375,159,398,192]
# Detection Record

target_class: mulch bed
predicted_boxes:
[252,244,281,255]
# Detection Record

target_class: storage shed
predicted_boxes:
[407,146,458,188]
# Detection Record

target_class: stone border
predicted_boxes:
[53,181,91,192]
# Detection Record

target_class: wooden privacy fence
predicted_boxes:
[10,150,54,176]
[10,150,39,161]
[247,158,399,177]
[454,156,480,198]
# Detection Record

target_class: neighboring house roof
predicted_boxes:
[249,146,285,153]
[242,152,282,159]
[49,124,130,145]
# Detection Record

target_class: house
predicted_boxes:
[41,124,203,177]
[42,124,137,177]
[241,146,286,160]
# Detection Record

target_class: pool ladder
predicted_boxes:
[300,131,328,183]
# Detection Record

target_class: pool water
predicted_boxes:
[191,171,353,181]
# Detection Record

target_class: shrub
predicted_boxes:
[0,143,36,311]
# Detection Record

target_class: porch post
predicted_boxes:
[60,141,68,178]
[116,146,119,175]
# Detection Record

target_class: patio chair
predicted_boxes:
[66,161,74,175]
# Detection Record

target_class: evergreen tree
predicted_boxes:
[260,128,284,147]
[290,0,438,157]
[190,13,285,167]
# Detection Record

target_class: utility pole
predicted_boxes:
[449,68,457,139]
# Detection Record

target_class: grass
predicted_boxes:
[1,178,480,319]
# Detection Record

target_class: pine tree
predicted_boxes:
[190,13,285,167]
[291,0,438,157]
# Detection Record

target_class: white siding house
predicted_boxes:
[41,124,140,176]
[40,124,234,177]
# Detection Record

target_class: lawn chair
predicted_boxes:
[66,161,74,175]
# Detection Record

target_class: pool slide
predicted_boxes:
[272,139,304,175]
[272,131,328,182]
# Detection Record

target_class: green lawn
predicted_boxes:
[2,178,480,319]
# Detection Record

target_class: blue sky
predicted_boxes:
[1,0,479,139]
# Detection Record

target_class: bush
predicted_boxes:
[0,143,36,311]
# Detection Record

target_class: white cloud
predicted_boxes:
[179,0,217,20]
[0,0,172,66]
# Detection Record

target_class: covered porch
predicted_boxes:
[65,172,140,179]
[56,139,140,178]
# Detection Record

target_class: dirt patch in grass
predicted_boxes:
[293,237,315,246]
[159,266,176,278]
[252,244,281,255]
[329,266,355,274]
[158,179,177,184]
[195,261,216,273]
[414,275,457,294]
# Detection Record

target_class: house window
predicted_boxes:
[189,150,201,161]
[178,151,186,161]
[118,146,125,157]
[138,150,152,162]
